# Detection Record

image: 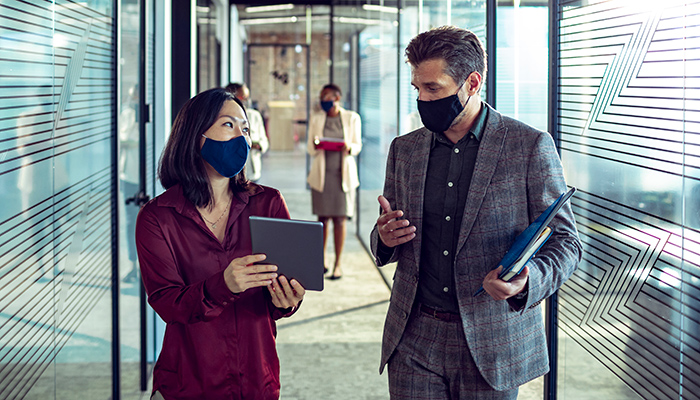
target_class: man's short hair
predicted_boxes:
[321,83,342,97]
[405,26,487,87]
[225,82,245,97]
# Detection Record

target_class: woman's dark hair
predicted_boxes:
[405,25,487,89]
[225,82,245,97]
[158,87,249,208]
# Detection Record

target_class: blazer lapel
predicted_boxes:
[455,106,507,256]
[407,129,432,266]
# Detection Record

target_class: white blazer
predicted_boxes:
[306,107,362,193]
[244,108,268,182]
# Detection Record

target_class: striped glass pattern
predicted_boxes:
[0,0,115,398]
[557,1,700,399]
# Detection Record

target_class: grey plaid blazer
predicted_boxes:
[370,104,582,391]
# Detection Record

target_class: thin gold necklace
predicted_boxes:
[200,199,231,229]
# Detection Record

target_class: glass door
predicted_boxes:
[118,0,156,396]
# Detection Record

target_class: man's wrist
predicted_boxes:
[376,239,394,262]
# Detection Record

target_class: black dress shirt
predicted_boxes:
[416,103,488,313]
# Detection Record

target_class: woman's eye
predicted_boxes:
[224,121,233,128]
[242,127,250,134]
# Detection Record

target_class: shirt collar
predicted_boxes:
[431,101,488,146]
[157,182,264,215]
[157,184,189,213]
[470,101,488,141]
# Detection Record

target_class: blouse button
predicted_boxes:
[222,301,228,306]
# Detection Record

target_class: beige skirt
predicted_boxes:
[312,168,355,218]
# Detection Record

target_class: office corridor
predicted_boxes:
[249,146,392,399]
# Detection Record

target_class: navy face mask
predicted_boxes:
[416,81,469,133]
[200,135,250,178]
[320,100,334,112]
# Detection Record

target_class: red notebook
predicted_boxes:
[314,137,346,151]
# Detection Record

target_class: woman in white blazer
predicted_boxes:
[225,82,269,182]
[307,84,362,279]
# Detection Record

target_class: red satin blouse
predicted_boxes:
[135,183,296,400]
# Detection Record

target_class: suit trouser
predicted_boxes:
[387,305,518,400]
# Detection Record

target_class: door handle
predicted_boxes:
[125,191,150,207]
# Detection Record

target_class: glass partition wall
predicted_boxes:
[555,0,700,399]
[0,0,117,398]
[353,3,401,276]
[118,2,144,397]
[119,0,158,396]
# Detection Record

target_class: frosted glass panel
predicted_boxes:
[556,1,700,399]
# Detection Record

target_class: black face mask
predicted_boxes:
[416,81,469,133]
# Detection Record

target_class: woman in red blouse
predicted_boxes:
[136,88,305,400]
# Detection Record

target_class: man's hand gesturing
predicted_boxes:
[376,195,416,247]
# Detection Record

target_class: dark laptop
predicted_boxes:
[249,216,325,291]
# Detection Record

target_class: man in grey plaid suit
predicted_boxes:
[370,26,582,399]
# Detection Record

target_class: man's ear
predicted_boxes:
[467,71,483,95]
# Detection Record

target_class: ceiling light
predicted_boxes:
[240,16,300,25]
[245,4,294,13]
[362,4,398,13]
[335,16,383,25]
